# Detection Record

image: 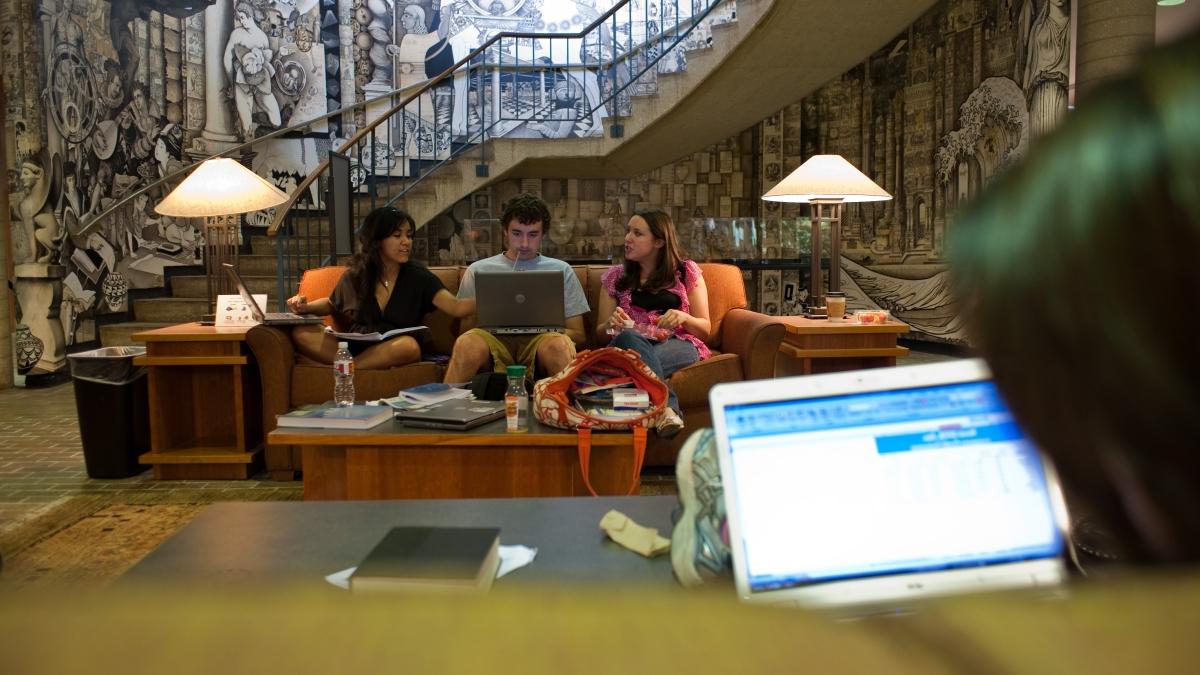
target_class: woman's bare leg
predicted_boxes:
[355,336,421,369]
[292,324,339,363]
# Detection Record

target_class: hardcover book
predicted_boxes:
[275,404,391,430]
[350,526,502,593]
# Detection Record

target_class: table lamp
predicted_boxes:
[155,158,288,316]
[761,155,891,310]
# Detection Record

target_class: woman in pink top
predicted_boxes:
[595,210,711,438]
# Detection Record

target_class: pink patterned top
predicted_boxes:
[600,259,711,360]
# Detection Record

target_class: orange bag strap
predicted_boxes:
[576,426,647,497]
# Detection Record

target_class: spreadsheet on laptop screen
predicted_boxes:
[722,381,1065,594]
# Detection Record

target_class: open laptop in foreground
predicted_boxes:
[474,270,565,334]
[395,398,506,430]
[708,359,1070,612]
[222,263,323,326]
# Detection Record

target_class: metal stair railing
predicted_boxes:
[266,0,736,309]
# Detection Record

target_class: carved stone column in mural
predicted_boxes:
[184,13,206,134]
[0,84,11,389]
[163,16,184,125]
[198,0,239,152]
[1075,0,1155,103]
[13,263,66,375]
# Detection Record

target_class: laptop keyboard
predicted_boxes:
[488,326,563,334]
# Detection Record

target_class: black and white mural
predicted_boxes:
[6,0,334,377]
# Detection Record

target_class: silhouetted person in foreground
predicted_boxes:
[950,31,1200,565]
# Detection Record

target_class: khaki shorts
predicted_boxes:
[465,328,575,378]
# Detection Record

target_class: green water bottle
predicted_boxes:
[505,364,528,432]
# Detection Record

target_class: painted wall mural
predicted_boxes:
[5,0,335,378]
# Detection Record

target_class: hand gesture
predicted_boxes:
[655,309,689,331]
[287,294,308,313]
[608,306,632,331]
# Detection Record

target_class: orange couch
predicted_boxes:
[246,263,784,480]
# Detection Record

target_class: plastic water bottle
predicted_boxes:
[505,364,528,432]
[333,341,355,407]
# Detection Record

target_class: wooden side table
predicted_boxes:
[133,323,263,479]
[775,316,910,376]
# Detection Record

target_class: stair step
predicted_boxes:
[249,235,331,256]
[133,297,210,323]
[238,254,292,275]
[99,322,172,347]
[172,274,284,299]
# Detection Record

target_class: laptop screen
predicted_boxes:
[721,379,1065,596]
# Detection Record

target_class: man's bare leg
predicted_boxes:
[444,331,491,383]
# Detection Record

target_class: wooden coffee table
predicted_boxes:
[268,416,641,500]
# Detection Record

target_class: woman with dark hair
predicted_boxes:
[950,32,1200,564]
[595,210,711,437]
[288,206,474,369]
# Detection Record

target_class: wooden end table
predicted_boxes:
[268,416,641,500]
[775,316,910,376]
[133,323,263,479]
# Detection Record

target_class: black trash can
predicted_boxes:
[67,346,150,479]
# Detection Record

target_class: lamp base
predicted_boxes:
[199,313,216,326]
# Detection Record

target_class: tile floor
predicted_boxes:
[0,340,963,539]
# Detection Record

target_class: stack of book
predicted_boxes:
[381,382,474,411]
[567,368,657,421]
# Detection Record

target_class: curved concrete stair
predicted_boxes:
[393,0,936,227]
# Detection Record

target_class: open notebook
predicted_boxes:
[708,359,1070,611]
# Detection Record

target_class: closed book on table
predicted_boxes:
[350,526,502,593]
[275,404,391,430]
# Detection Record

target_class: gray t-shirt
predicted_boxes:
[458,253,590,318]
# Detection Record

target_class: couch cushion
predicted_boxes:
[299,267,349,329]
[697,264,748,349]
[668,352,743,410]
[423,266,461,355]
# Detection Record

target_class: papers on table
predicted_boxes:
[378,382,473,411]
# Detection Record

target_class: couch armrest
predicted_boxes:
[718,308,786,381]
[245,325,296,436]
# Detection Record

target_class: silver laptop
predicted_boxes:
[395,398,506,430]
[709,359,1070,611]
[222,263,323,326]
[475,270,565,334]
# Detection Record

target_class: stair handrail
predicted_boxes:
[265,0,729,237]
[74,77,440,240]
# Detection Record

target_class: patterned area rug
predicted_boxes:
[0,490,300,589]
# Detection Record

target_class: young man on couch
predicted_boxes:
[443,194,590,383]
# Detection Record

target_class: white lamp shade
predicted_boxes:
[762,154,893,203]
[155,157,289,217]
